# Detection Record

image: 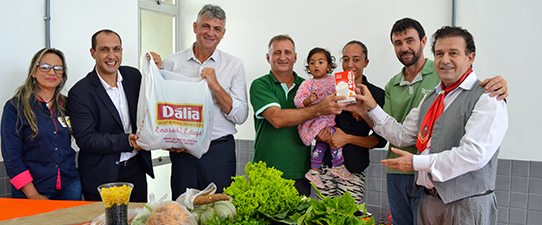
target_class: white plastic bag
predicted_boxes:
[145,201,197,225]
[131,193,168,225]
[176,182,218,210]
[136,53,214,158]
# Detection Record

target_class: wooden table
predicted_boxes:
[0,198,144,225]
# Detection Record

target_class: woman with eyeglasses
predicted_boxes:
[1,48,81,200]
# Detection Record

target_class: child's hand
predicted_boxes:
[303,91,318,107]
[309,91,318,102]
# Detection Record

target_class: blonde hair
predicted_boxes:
[11,48,69,139]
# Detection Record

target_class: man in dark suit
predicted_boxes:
[68,29,154,202]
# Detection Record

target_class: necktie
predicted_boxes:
[416,67,473,152]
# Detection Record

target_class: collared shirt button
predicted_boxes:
[53,131,57,134]
[55,165,58,168]
[55,147,58,151]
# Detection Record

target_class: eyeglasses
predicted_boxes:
[37,63,64,74]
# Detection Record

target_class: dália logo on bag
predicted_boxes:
[156,102,204,127]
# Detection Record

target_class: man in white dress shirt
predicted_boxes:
[149,4,248,200]
[349,26,508,224]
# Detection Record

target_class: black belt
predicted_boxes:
[424,187,440,198]
[211,134,233,145]
[118,156,138,167]
[424,187,493,200]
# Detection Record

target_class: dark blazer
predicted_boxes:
[68,66,154,197]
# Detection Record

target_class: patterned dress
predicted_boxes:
[294,75,336,146]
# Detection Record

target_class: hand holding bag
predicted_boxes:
[136,53,214,158]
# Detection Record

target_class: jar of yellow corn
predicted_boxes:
[97,182,134,225]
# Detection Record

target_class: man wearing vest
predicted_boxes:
[384,18,509,225]
[350,26,508,224]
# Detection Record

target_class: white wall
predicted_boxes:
[189,0,451,141]
[0,0,539,161]
[0,0,140,111]
[456,0,542,161]
[0,0,139,161]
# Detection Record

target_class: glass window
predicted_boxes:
[138,0,180,200]
[161,0,175,5]
[140,9,176,60]
[142,0,176,6]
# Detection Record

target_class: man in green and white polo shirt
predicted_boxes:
[249,34,345,196]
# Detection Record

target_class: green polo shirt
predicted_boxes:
[383,59,441,174]
[249,71,310,179]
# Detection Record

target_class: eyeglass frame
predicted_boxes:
[36,62,65,74]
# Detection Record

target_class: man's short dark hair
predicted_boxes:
[390,17,425,42]
[343,40,369,60]
[431,26,475,55]
[268,34,295,52]
[91,29,122,50]
[197,4,226,27]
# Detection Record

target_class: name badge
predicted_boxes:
[58,116,71,128]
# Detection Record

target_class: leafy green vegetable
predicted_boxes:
[255,198,311,224]
[222,161,306,224]
[291,183,375,225]
[213,161,373,225]
[206,214,269,225]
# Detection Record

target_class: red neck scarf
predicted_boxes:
[416,67,473,152]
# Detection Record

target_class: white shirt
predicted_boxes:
[162,45,248,140]
[368,72,508,188]
[96,69,138,162]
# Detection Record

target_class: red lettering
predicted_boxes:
[156,102,205,127]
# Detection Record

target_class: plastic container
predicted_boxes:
[97,182,134,225]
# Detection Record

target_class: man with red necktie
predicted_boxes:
[348,26,508,225]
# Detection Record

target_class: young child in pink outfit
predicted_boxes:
[294,47,353,189]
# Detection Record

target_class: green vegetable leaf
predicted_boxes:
[294,190,374,225]
[223,161,305,224]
